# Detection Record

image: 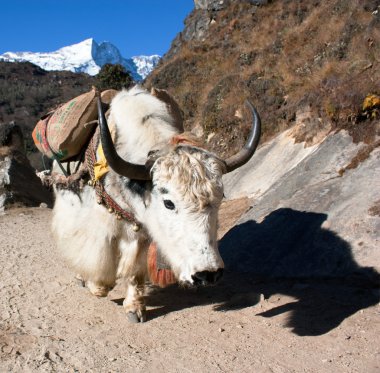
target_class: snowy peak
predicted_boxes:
[132,55,161,81]
[0,38,160,80]
[58,38,94,60]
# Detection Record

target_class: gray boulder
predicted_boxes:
[0,122,52,210]
[221,123,380,280]
[194,0,267,10]
[194,0,230,11]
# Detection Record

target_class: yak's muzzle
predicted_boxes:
[191,268,224,286]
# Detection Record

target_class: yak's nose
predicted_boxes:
[191,268,224,286]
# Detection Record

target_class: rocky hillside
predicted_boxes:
[0,61,96,153]
[145,0,380,158]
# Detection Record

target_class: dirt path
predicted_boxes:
[0,207,379,372]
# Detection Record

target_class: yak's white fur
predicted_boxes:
[52,86,225,321]
[108,86,178,163]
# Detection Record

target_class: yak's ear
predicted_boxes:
[145,149,160,170]
[151,87,184,133]
[147,149,159,158]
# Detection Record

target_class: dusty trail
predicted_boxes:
[0,207,379,372]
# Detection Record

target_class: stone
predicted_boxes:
[194,0,230,11]
[0,122,53,210]
[221,130,380,278]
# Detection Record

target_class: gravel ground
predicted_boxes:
[0,207,379,373]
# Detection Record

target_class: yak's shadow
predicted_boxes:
[116,208,380,335]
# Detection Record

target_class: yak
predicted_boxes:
[52,86,260,322]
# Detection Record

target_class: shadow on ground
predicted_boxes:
[115,208,380,336]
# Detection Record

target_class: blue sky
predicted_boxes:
[0,0,194,57]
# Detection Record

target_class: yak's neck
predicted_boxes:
[102,171,151,225]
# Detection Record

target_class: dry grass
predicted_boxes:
[338,138,380,176]
[368,199,380,217]
[145,0,380,157]
[346,139,380,169]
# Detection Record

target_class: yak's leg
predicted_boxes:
[74,273,113,297]
[86,280,113,297]
[75,273,86,287]
[52,189,119,296]
[117,235,149,323]
[123,274,146,323]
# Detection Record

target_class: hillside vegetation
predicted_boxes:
[0,62,134,156]
[145,0,380,158]
[0,61,96,152]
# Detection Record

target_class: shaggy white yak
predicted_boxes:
[52,86,261,322]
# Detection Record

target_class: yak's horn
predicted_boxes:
[223,101,261,173]
[97,92,152,180]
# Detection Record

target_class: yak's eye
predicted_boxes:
[164,199,175,210]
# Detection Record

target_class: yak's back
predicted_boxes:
[108,86,180,163]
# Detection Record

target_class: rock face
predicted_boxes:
[221,127,380,280]
[175,0,268,46]
[0,122,52,210]
[165,0,237,59]
[194,0,230,10]
[165,9,211,59]
[194,0,266,10]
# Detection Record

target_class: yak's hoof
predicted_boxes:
[75,274,86,287]
[86,281,110,297]
[127,310,147,323]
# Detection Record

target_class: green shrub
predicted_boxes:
[96,64,134,91]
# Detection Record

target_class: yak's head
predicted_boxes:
[145,145,225,285]
[96,91,261,286]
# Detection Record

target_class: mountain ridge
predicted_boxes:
[0,38,160,80]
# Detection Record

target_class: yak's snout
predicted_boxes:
[191,268,224,286]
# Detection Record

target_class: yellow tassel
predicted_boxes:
[93,145,110,181]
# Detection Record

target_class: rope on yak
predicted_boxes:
[85,132,140,229]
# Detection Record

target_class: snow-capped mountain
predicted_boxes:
[0,38,160,80]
